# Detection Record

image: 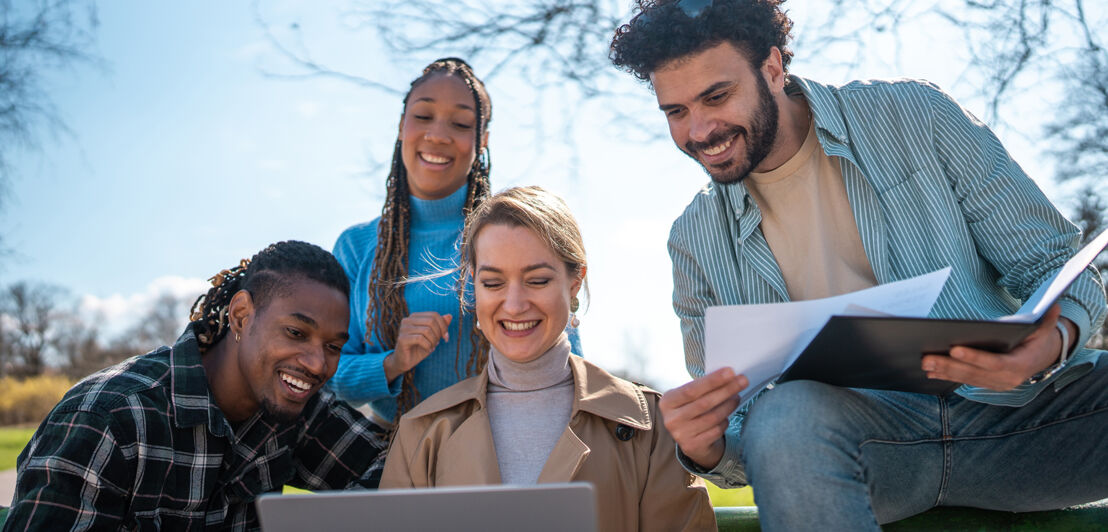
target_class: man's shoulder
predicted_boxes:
[673,182,720,224]
[797,75,946,113]
[55,348,174,417]
[810,76,944,98]
[670,182,732,246]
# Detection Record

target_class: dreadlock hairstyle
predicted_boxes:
[189,241,350,352]
[457,186,589,370]
[368,57,494,415]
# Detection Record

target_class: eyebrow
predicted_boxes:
[412,97,476,112]
[289,312,351,342]
[478,262,557,274]
[658,81,735,111]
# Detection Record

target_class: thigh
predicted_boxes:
[741,381,950,523]
[942,357,1108,510]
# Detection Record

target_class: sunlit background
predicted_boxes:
[2,0,1103,392]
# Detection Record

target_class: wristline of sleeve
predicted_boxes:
[328,350,402,403]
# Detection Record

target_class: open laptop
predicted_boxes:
[256,483,597,532]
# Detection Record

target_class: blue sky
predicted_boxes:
[1,1,1081,388]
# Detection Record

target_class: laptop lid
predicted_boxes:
[256,483,597,532]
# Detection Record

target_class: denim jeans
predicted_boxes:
[739,357,1108,531]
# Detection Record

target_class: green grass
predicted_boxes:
[0,427,36,471]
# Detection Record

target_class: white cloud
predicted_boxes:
[78,276,209,339]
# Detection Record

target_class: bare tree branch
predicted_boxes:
[0,0,99,256]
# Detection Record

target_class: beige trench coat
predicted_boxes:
[380,355,717,532]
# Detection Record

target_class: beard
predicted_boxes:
[260,397,302,425]
[684,72,779,184]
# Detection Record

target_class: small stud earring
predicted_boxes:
[475,320,481,330]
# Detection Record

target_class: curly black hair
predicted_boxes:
[610,0,794,82]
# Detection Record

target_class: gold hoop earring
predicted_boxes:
[235,333,241,342]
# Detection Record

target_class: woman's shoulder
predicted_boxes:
[332,218,383,264]
[399,372,486,421]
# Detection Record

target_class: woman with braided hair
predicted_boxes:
[329,58,499,424]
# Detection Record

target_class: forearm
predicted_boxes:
[327,350,401,404]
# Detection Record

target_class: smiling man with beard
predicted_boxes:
[610,0,1108,530]
[4,241,389,531]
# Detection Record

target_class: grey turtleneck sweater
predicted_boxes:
[485,333,575,484]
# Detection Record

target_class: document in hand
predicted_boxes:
[706,230,1108,407]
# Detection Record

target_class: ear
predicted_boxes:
[570,265,587,299]
[227,290,256,340]
[761,47,786,91]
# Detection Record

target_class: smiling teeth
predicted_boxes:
[420,153,450,164]
[502,320,538,331]
[702,138,733,156]
[281,373,310,393]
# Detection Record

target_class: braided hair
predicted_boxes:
[190,241,350,352]
[368,57,493,415]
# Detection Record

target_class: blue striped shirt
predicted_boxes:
[669,76,1106,486]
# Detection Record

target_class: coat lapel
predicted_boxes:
[435,407,502,485]
[535,424,590,483]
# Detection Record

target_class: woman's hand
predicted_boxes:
[383,312,453,382]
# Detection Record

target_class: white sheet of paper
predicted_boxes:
[704,267,951,404]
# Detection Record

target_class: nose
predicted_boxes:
[299,344,327,379]
[423,119,451,143]
[502,283,529,314]
[687,110,717,144]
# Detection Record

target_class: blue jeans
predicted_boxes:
[740,357,1108,531]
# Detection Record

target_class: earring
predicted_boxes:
[475,320,481,330]
[235,333,241,342]
[569,297,580,328]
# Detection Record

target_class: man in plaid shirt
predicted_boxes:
[4,241,390,531]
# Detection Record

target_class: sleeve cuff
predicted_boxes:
[328,351,401,404]
[674,432,748,489]
[1059,297,1093,351]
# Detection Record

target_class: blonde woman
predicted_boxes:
[381,186,715,532]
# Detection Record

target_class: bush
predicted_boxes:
[0,375,73,426]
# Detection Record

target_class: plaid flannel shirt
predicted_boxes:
[3,326,389,531]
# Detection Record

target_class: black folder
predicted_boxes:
[778,316,1041,395]
[777,228,1108,395]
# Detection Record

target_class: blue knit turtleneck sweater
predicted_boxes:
[329,186,474,423]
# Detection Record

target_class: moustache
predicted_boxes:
[685,125,746,155]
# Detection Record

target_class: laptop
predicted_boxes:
[255,483,597,532]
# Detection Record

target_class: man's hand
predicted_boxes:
[922,304,1075,391]
[383,312,453,382]
[659,368,748,471]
